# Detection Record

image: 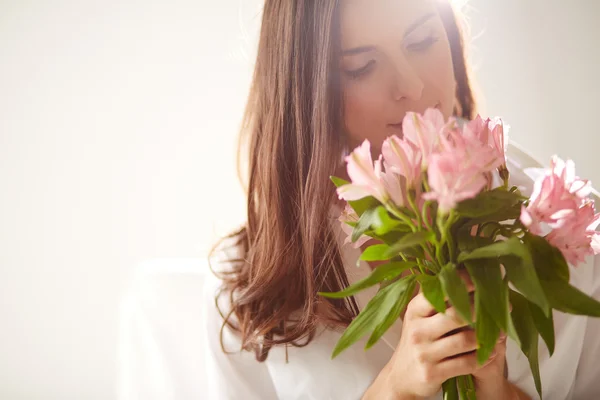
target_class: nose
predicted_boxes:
[390,59,425,102]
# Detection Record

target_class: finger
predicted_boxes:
[428,329,479,362]
[410,270,477,321]
[411,283,475,320]
[406,292,439,319]
[426,302,476,340]
[435,351,480,382]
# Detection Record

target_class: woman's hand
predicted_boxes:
[363,274,506,400]
[471,333,509,399]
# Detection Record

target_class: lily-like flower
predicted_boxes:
[546,202,600,267]
[520,156,591,234]
[382,135,422,189]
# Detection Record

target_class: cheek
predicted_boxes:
[342,80,391,151]
[420,41,456,118]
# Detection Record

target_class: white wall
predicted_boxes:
[468,0,600,183]
[0,1,598,399]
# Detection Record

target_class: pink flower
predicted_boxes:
[520,156,591,235]
[439,129,504,174]
[402,108,456,167]
[339,204,371,248]
[423,128,503,213]
[589,212,600,254]
[551,156,592,198]
[423,151,486,214]
[489,118,508,162]
[337,140,387,202]
[380,169,408,207]
[546,202,600,267]
[465,115,508,162]
[382,136,422,188]
[337,140,405,206]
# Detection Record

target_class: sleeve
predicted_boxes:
[570,254,600,398]
[116,260,278,400]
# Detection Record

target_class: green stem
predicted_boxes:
[421,200,434,231]
[407,191,422,228]
[386,204,417,232]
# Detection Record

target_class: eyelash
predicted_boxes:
[345,60,376,79]
[406,36,439,52]
[345,36,439,79]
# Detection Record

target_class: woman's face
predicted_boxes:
[339,0,456,152]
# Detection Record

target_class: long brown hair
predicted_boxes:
[209,0,478,361]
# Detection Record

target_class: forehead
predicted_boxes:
[340,0,438,45]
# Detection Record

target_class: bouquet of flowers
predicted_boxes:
[319,108,600,399]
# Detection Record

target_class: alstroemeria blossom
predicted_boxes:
[466,115,508,163]
[382,135,422,188]
[423,130,502,213]
[337,140,404,206]
[520,156,591,234]
[339,204,371,248]
[337,140,387,203]
[546,202,600,266]
[402,108,456,167]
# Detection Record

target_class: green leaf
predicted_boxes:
[456,230,495,253]
[456,188,524,218]
[330,176,350,188]
[418,274,446,314]
[352,207,379,243]
[460,205,522,228]
[360,244,393,261]
[318,261,415,299]
[442,378,459,400]
[540,279,600,317]
[384,231,434,258]
[331,280,402,358]
[366,275,417,348]
[501,255,550,317]
[529,301,555,356]
[509,290,542,399]
[525,233,570,282]
[474,289,501,365]
[330,176,384,223]
[464,260,508,332]
[504,289,522,348]
[439,263,473,324]
[458,236,529,263]
[377,228,412,246]
[372,206,402,235]
[458,237,550,316]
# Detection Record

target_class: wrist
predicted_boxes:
[476,378,518,400]
[382,363,423,400]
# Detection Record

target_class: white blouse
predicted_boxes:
[118,143,600,400]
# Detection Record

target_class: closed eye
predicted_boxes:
[345,60,376,79]
[406,36,439,52]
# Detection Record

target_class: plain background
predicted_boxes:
[1,0,599,398]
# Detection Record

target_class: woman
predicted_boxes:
[119,1,600,399]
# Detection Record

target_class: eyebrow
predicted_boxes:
[341,11,437,56]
